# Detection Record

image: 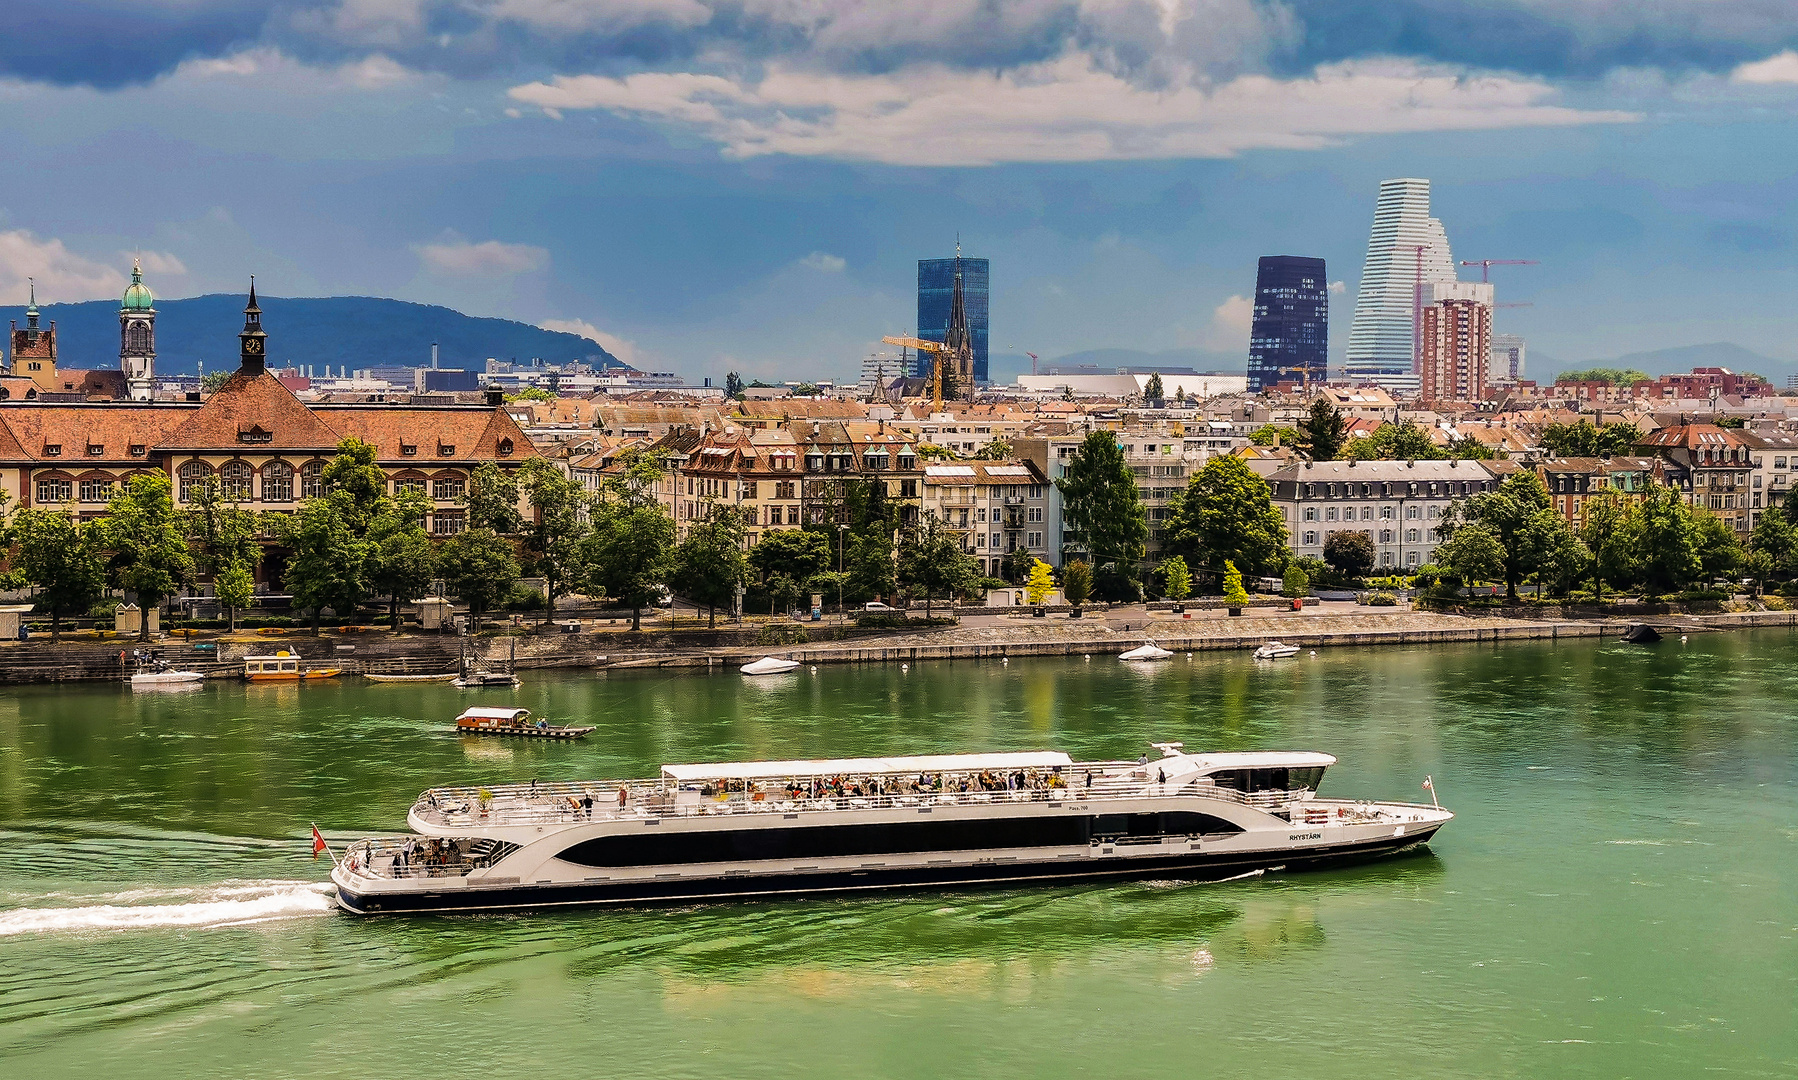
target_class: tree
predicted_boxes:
[845,529,898,602]
[1143,372,1164,402]
[462,462,523,534]
[103,473,194,641]
[201,370,233,394]
[1446,436,1495,461]
[1061,559,1093,608]
[1691,510,1740,585]
[999,548,1036,585]
[587,501,675,631]
[725,371,745,399]
[1160,555,1192,601]
[437,527,520,631]
[185,477,263,631]
[1540,420,1644,459]
[1450,471,1565,601]
[672,505,748,627]
[1633,484,1702,598]
[1056,430,1148,579]
[792,382,822,396]
[1248,424,1292,447]
[897,512,979,618]
[321,437,390,534]
[1163,455,1290,578]
[1324,530,1375,582]
[1343,420,1442,461]
[1555,368,1649,387]
[368,489,437,631]
[1743,550,1774,595]
[517,459,591,623]
[279,496,367,636]
[1750,507,1798,580]
[766,572,805,616]
[974,438,1013,460]
[1221,560,1250,608]
[1579,490,1636,602]
[503,386,557,403]
[1024,559,1057,605]
[13,507,106,642]
[1297,398,1349,462]
[1281,562,1309,598]
[751,528,831,586]
[1434,523,1505,586]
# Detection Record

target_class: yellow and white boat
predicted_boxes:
[243,651,343,681]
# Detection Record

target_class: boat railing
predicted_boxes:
[408,773,1316,829]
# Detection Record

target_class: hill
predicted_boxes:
[992,346,1243,383]
[1539,342,1790,386]
[0,294,623,377]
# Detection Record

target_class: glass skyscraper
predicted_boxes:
[1247,256,1328,393]
[917,257,988,384]
[1345,178,1456,394]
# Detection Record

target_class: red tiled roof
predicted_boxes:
[0,404,190,463]
[164,370,342,450]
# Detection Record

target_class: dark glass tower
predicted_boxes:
[918,256,988,383]
[1247,256,1328,393]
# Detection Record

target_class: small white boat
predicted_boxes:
[1118,643,1174,662]
[1253,641,1301,660]
[131,668,205,686]
[741,656,801,675]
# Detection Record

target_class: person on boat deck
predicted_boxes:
[617,786,630,808]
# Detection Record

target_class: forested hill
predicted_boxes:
[0,294,623,376]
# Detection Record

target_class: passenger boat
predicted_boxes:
[243,652,343,681]
[1118,643,1173,661]
[1253,641,1301,660]
[331,742,1451,915]
[455,706,594,740]
[741,656,801,675]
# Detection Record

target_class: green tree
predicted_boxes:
[368,489,437,630]
[586,501,675,631]
[503,386,557,403]
[845,529,898,603]
[320,437,390,533]
[1221,560,1250,608]
[1743,550,1774,595]
[725,371,745,399]
[279,495,367,635]
[973,438,1013,460]
[437,527,521,631]
[185,477,263,631]
[1449,471,1565,601]
[1024,559,1057,605]
[749,528,832,588]
[518,459,592,623]
[1248,424,1292,447]
[1633,485,1702,598]
[103,473,194,641]
[200,369,232,393]
[765,572,805,616]
[1324,530,1375,582]
[13,506,106,642]
[1056,430,1148,579]
[462,462,524,534]
[1281,562,1309,598]
[999,548,1036,585]
[1160,555,1191,601]
[1555,368,1649,387]
[1344,420,1442,461]
[1691,510,1740,585]
[1297,398,1349,462]
[1434,523,1505,585]
[1060,558,1093,608]
[1749,507,1798,580]
[672,505,748,627]
[1143,372,1164,401]
[1446,436,1495,460]
[1540,420,1644,459]
[1579,490,1637,602]
[1163,455,1290,578]
[897,512,979,618]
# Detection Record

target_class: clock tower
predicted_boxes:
[239,277,267,376]
[120,259,157,401]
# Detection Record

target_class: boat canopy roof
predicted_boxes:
[1179,751,1336,771]
[458,707,532,721]
[661,751,1073,784]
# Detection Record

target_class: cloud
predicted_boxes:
[798,251,846,272]
[1201,293,1253,350]
[0,230,134,304]
[414,236,550,276]
[1327,279,1346,294]
[539,317,642,365]
[511,55,1635,164]
[1732,50,1798,85]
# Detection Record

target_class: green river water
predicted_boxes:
[2,632,1796,1078]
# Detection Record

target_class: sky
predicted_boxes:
[6,2,1798,384]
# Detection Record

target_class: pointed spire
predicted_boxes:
[131,257,143,283]
[25,277,38,329]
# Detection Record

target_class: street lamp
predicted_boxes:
[837,524,848,624]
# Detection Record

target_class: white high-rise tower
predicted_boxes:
[1345,178,1456,394]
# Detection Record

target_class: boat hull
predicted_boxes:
[245,669,342,681]
[367,673,458,684]
[333,823,1440,915]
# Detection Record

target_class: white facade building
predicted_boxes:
[920,460,1055,577]
[1268,459,1501,570]
[1345,178,1457,395]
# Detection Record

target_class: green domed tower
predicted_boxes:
[120,259,157,401]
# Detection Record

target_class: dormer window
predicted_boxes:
[497,438,514,456]
[87,444,104,456]
[401,444,418,456]
[43,444,61,457]
[438,444,456,457]
[129,444,147,456]
[238,426,273,444]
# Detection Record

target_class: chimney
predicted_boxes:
[485,386,504,408]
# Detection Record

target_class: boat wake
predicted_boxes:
[0,880,336,936]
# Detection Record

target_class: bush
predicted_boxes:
[856,613,957,629]
[1675,589,1729,603]
[88,601,120,619]
[1281,564,1310,598]
[504,586,546,611]
[169,615,299,630]
[1764,596,1789,611]
[756,624,810,645]
[1364,591,1399,606]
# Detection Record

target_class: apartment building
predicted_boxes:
[1267,459,1501,570]
[920,460,1054,576]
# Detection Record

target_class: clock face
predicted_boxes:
[243,337,264,354]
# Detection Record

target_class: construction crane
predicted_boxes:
[1460,259,1538,282]
[882,335,950,412]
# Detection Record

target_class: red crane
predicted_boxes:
[1460,259,1538,282]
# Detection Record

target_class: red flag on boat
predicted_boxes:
[1421,778,1433,791]
[311,825,328,860]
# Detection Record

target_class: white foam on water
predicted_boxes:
[0,881,336,936]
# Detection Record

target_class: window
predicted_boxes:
[433,477,466,500]
[43,444,61,457]
[178,460,211,502]
[976,532,987,548]
[36,478,72,503]
[497,438,514,456]
[438,444,456,457]
[1029,484,1044,498]
[300,461,325,499]
[263,462,294,502]
[1405,529,1420,542]
[1303,507,1317,521]
[87,444,103,456]
[1380,529,1394,543]
[433,512,467,535]
[977,508,987,523]
[1406,552,1419,566]
[129,444,146,456]
[1028,507,1043,523]
[1303,530,1318,545]
[787,505,801,525]
[1362,507,1373,521]
[1382,552,1394,566]
[1028,531,1043,548]
[991,532,1002,549]
[401,444,417,456]
[1380,507,1394,519]
[219,460,253,501]
[1406,506,1420,519]
[78,478,114,503]
[1325,507,1338,521]
[394,477,425,495]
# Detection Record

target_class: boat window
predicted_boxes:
[1089,812,1241,839]
[1207,768,1321,793]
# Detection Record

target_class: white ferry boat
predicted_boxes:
[330,743,1451,915]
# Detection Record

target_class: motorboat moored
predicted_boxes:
[1118,643,1174,661]
[130,665,206,686]
[741,656,802,675]
[331,741,1452,915]
[1253,641,1301,660]
[367,672,459,683]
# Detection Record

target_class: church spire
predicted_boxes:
[239,276,267,375]
[25,278,38,330]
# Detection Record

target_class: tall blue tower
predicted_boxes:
[1247,256,1328,393]
[917,255,988,384]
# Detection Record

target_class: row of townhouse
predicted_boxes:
[920,460,1055,575]
[1634,424,1798,535]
